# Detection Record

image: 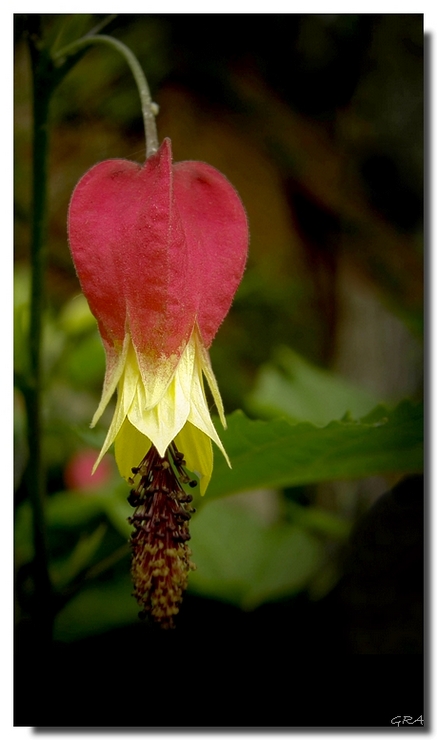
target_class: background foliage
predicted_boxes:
[14,13,423,727]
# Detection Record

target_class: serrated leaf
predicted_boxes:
[208,401,423,498]
[247,346,379,425]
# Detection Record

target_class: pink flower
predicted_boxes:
[68,138,248,495]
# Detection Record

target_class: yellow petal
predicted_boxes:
[196,331,227,429]
[174,423,213,496]
[186,340,230,468]
[135,344,187,411]
[92,323,230,497]
[92,337,138,472]
[114,418,151,481]
[128,334,196,457]
[91,333,130,428]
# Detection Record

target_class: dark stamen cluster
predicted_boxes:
[128,442,197,629]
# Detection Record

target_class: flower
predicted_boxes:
[67,137,248,495]
[68,137,248,626]
[68,137,248,627]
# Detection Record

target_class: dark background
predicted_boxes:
[14,14,424,728]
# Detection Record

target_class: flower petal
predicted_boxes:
[92,336,139,472]
[91,333,130,428]
[196,331,226,429]
[68,140,198,380]
[173,157,248,348]
[114,418,151,481]
[186,360,230,469]
[174,423,213,496]
[127,335,195,457]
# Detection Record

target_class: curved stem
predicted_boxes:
[53,34,159,158]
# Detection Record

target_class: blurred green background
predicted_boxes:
[14,14,423,727]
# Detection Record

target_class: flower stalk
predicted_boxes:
[53,34,159,157]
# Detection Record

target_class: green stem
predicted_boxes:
[25,23,56,644]
[53,34,159,158]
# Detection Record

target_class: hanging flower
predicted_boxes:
[68,137,248,626]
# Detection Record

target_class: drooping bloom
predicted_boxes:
[68,137,248,626]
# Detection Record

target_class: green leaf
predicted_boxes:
[51,523,108,589]
[208,401,423,498]
[15,480,131,564]
[189,497,324,610]
[247,346,379,425]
